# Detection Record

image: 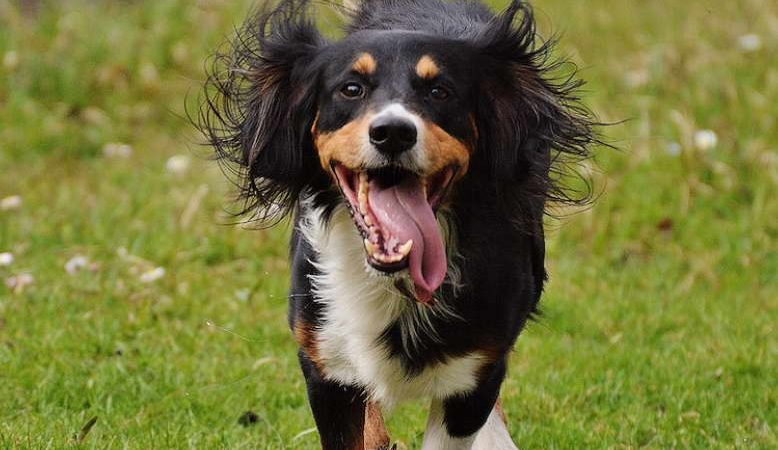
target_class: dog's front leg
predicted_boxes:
[298,351,368,449]
[421,361,518,450]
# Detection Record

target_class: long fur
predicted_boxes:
[196,0,601,447]
[196,0,599,227]
[197,0,328,222]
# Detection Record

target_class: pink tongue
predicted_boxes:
[368,177,447,303]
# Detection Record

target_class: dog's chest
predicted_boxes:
[301,207,483,407]
[314,292,483,407]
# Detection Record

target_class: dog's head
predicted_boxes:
[311,31,481,302]
[198,0,595,302]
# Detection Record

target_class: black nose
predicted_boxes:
[369,116,417,156]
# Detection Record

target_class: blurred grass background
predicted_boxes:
[0,0,776,448]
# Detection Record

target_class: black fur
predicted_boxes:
[198,0,597,222]
[197,0,599,447]
[197,0,329,222]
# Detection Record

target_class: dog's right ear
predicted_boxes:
[197,0,327,223]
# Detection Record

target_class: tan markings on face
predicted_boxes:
[313,112,375,171]
[294,321,324,372]
[352,52,377,75]
[310,111,320,137]
[423,120,472,178]
[363,402,390,449]
[415,54,440,79]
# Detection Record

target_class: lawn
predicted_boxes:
[0,0,775,448]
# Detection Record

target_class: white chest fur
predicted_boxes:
[299,205,483,409]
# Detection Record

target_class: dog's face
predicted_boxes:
[311,32,479,302]
[200,0,595,303]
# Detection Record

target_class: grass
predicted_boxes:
[0,0,776,448]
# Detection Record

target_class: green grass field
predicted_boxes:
[1,0,776,448]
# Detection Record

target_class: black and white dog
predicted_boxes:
[199,0,596,447]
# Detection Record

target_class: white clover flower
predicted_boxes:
[166,154,192,176]
[666,142,682,157]
[65,255,89,275]
[102,142,133,159]
[81,107,110,127]
[693,130,718,151]
[624,69,650,89]
[5,273,34,292]
[139,62,160,87]
[171,42,189,65]
[0,252,14,267]
[0,195,22,211]
[737,34,761,52]
[2,51,19,71]
[139,267,165,283]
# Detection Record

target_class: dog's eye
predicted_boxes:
[429,86,450,101]
[340,82,365,99]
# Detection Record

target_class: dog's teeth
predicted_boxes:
[358,172,369,215]
[397,240,413,257]
[363,238,377,256]
[381,253,395,263]
[364,213,374,226]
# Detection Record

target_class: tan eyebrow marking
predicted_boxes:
[415,55,440,79]
[351,52,377,75]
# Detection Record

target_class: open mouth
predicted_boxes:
[332,163,456,303]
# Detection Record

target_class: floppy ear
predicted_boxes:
[473,0,597,210]
[197,0,327,223]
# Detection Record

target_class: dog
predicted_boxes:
[198,0,596,448]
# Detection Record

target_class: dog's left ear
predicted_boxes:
[197,0,327,222]
[472,0,596,208]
